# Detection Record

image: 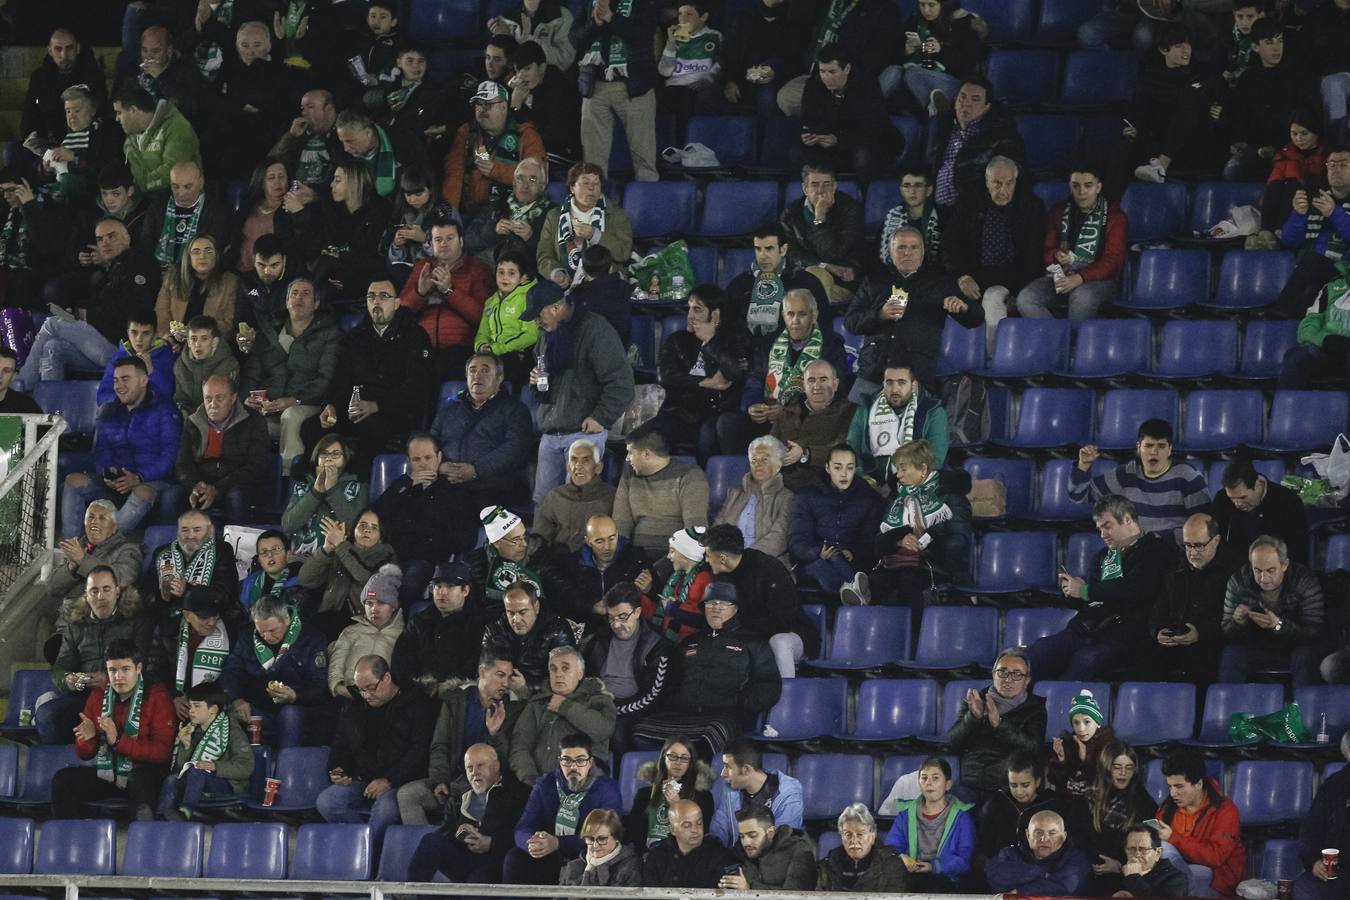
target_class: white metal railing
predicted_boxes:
[0,414,66,600]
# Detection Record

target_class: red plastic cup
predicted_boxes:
[248,716,262,745]
[1324,848,1340,879]
[263,777,281,806]
[1277,879,1293,900]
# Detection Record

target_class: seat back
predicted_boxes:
[438,379,467,409]
[1264,390,1349,452]
[1114,682,1196,744]
[1238,320,1299,380]
[1014,115,1079,175]
[797,754,874,819]
[1189,182,1263,234]
[685,116,758,167]
[206,823,288,879]
[1121,183,1188,242]
[34,380,100,434]
[369,453,409,502]
[697,181,778,237]
[16,744,85,804]
[1178,389,1265,451]
[2,670,52,732]
[963,0,1035,43]
[1293,685,1350,745]
[705,454,749,517]
[1325,534,1350,573]
[291,824,372,880]
[1212,250,1295,309]
[0,743,16,798]
[1096,389,1179,450]
[1060,49,1137,106]
[934,319,986,378]
[914,607,1000,667]
[0,817,33,874]
[1066,318,1151,376]
[618,750,659,814]
[121,822,205,877]
[988,49,1058,106]
[827,606,912,666]
[863,180,900,236]
[1064,532,1105,579]
[1037,0,1109,42]
[1036,458,1092,521]
[1157,320,1239,377]
[264,745,331,811]
[1004,608,1076,648]
[853,679,938,740]
[1034,681,1112,742]
[969,531,1058,592]
[762,677,848,740]
[1197,683,1285,743]
[1127,249,1208,310]
[35,819,116,875]
[622,182,696,239]
[1230,761,1315,826]
[1260,839,1303,882]
[990,319,1070,375]
[376,825,438,881]
[962,457,1034,519]
[1004,388,1094,448]
[934,680,989,736]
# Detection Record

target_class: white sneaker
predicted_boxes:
[927,89,951,118]
[1134,159,1166,183]
[840,571,871,606]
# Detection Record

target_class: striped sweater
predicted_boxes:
[1067,459,1209,541]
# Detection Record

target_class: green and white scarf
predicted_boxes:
[193,0,235,79]
[186,709,231,768]
[281,0,308,63]
[253,606,303,669]
[556,782,588,835]
[175,616,230,692]
[645,801,672,847]
[556,195,606,277]
[386,80,419,112]
[95,678,144,785]
[1230,24,1252,74]
[580,0,634,79]
[245,570,289,607]
[764,322,823,403]
[654,565,704,641]
[486,546,543,604]
[154,194,204,266]
[815,0,859,52]
[369,125,397,198]
[296,133,331,185]
[866,389,917,465]
[0,207,32,272]
[1061,197,1107,266]
[879,202,941,263]
[882,470,949,531]
[1099,548,1123,582]
[158,539,218,589]
[508,193,551,222]
[747,257,786,336]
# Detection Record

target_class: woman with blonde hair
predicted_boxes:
[155,234,237,346]
[558,808,641,888]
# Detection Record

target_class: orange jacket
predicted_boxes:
[441,119,545,215]
[399,254,493,350]
[1158,781,1247,897]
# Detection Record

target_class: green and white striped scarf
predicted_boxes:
[580,0,634,79]
[764,322,823,403]
[95,678,144,785]
[159,539,218,589]
[253,607,303,668]
[186,709,232,767]
[1061,197,1107,265]
[175,616,230,692]
[556,195,606,278]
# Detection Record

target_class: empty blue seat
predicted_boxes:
[798,754,874,819]
[1034,681,1111,741]
[34,380,100,434]
[935,319,985,377]
[1293,685,1350,745]
[1035,459,1092,521]
[291,824,372,880]
[962,457,1034,519]
[706,454,750,517]
[1206,250,1295,310]
[1325,534,1350,573]
[988,49,1058,106]
[0,818,32,874]
[245,746,329,813]
[863,180,899,236]
[1189,182,1264,236]
[376,825,438,881]
[963,0,1035,42]
[1015,115,1079,174]
[1176,390,1264,452]
[1096,389,1179,450]
[410,0,478,39]
[1004,608,1076,648]
[1261,839,1303,882]
[631,312,658,370]
[996,388,1094,449]
[755,116,801,171]
[0,744,16,798]
[36,819,115,875]
[1059,318,1151,378]
[1036,0,1107,43]
[11,744,85,807]
[817,831,842,859]
[623,182,696,240]
[338,312,364,332]
[1,670,52,737]
[1230,761,1314,826]
[904,606,1001,670]
[1114,682,1195,745]
[685,115,757,167]
[1064,532,1105,579]
[369,453,408,502]
[957,531,1058,594]
[1033,180,1070,211]
[688,245,717,286]
[1124,249,1209,311]
[618,750,658,813]
[1156,320,1239,378]
[121,822,204,877]
[1237,320,1299,381]
[756,677,847,741]
[1059,50,1136,106]
[1185,683,1285,748]
[891,115,923,163]
[846,679,938,742]
[989,319,1070,378]
[696,181,778,237]
[206,822,288,879]
[1251,390,1349,453]
[438,379,467,408]
[1121,182,1188,243]
[801,603,827,659]
[807,607,912,670]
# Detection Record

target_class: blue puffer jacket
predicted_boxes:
[513,769,623,860]
[430,389,535,499]
[97,339,175,406]
[93,388,182,482]
[788,474,885,567]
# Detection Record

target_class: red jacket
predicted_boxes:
[399,255,492,350]
[1041,201,1127,284]
[75,681,177,769]
[1267,141,1328,186]
[1158,780,1247,897]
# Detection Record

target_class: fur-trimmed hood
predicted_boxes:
[64,583,144,622]
[636,758,715,792]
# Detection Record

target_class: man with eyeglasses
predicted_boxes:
[464,157,555,264]
[469,507,569,611]
[1274,146,1350,319]
[1146,512,1242,686]
[443,81,545,217]
[508,646,615,785]
[238,530,300,611]
[502,732,621,885]
[306,274,434,475]
[582,583,671,753]
[480,579,575,690]
[944,647,1046,799]
[317,654,432,842]
[985,810,1091,895]
[1114,825,1188,897]
[177,373,269,524]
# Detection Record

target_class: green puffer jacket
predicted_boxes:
[473,279,539,356]
[52,586,154,693]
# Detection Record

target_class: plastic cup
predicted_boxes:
[1324,848,1340,879]
[248,716,262,745]
[263,777,281,807]
[18,708,32,727]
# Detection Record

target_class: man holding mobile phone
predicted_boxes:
[721,806,816,890]
[1145,513,1242,685]
[1218,534,1324,686]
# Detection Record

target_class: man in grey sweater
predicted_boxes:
[613,423,709,554]
[521,281,635,506]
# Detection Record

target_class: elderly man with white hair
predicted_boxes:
[465,157,555,264]
[531,438,615,552]
[507,645,615,785]
[713,435,795,567]
[818,803,911,892]
[986,810,1092,895]
[35,84,123,199]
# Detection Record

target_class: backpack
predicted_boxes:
[941,374,990,446]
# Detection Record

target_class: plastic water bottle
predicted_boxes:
[1317,712,1330,744]
[348,385,361,416]
[535,354,549,393]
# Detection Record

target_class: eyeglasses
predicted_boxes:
[514,174,543,183]
[1327,161,1350,169]
[993,668,1028,680]
[366,291,396,301]
[355,521,380,532]
[318,450,345,461]
[663,752,692,764]
[607,610,636,625]
[1125,845,1159,856]
[1182,535,1217,551]
[355,677,384,696]
[498,534,525,546]
[582,834,613,845]
[558,755,591,768]
[704,600,735,609]
[1031,830,1063,839]
[1110,763,1136,773]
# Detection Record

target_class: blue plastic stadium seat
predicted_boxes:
[1175,389,1265,452]
[833,319,862,374]
[1036,0,1109,43]
[1293,685,1350,746]
[618,751,658,813]
[1261,839,1304,882]
[988,49,1058,106]
[995,388,1095,450]
[696,181,778,238]
[1251,390,1349,453]
[719,248,755,289]
[1034,180,1070,211]
[1,670,52,737]
[798,755,874,819]
[0,744,16,798]
[631,312,658,371]
[245,746,329,813]
[0,818,32,874]
[1184,683,1285,748]
[963,0,1035,42]
[1189,182,1264,236]
[1059,318,1151,378]
[1096,389,1178,451]
[801,603,827,659]
[1121,182,1188,243]
[1081,114,1123,161]
[881,755,963,804]
[1325,534,1350,573]
[988,319,1070,378]
[1124,249,1209,311]
[863,180,900,237]
[685,115,758,167]
[1036,459,1093,522]
[409,0,479,41]
[755,116,801,171]
[688,245,717,286]
[1237,320,1300,381]
[1114,682,1196,745]
[1005,608,1076,648]
[904,607,1001,670]
[1033,681,1111,741]
[369,453,408,503]
[817,831,842,859]
[206,823,288,879]
[845,679,938,742]
[935,319,986,377]
[11,745,86,807]
[1205,250,1295,310]
[1230,761,1314,826]
[120,822,204,877]
[756,677,847,741]
[891,115,923,163]
[806,607,912,671]
[962,457,1034,519]
[1015,115,1079,174]
[291,824,372,880]
[1064,532,1105,580]
[957,531,1058,594]
[1059,50,1137,107]
[339,312,363,332]
[377,825,438,881]
[35,819,115,875]
[438,379,466,408]
[610,115,675,175]
[623,182,696,240]
[197,745,271,810]
[1155,320,1239,378]
[706,455,750,517]
[34,380,100,434]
